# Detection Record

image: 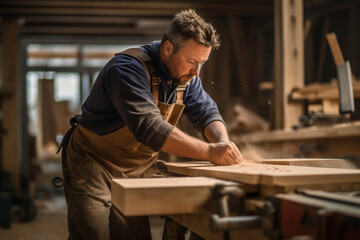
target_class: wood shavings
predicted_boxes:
[232,160,291,173]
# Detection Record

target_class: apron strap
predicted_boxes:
[116,48,161,105]
[176,85,187,104]
[56,115,80,154]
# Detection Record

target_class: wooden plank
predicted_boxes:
[235,120,360,143]
[326,32,345,66]
[111,177,238,216]
[322,99,339,115]
[37,79,58,158]
[165,161,360,187]
[254,158,358,169]
[290,81,360,100]
[54,100,71,135]
[297,82,338,93]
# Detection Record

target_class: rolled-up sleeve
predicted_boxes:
[105,61,174,152]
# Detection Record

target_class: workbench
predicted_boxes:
[232,120,360,158]
[111,159,360,240]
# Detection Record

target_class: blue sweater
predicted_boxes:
[79,41,224,152]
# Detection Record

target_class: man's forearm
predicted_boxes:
[204,120,229,143]
[161,124,243,165]
[161,127,209,160]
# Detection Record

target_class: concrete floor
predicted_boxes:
[0,189,167,240]
[0,194,68,240]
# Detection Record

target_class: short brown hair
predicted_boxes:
[161,9,220,52]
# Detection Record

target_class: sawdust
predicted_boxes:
[232,159,291,173]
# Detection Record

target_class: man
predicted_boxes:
[60,9,244,240]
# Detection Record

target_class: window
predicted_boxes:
[27,44,79,67]
[25,42,149,141]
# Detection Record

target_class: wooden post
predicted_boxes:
[227,15,252,100]
[1,18,20,192]
[274,0,304,129]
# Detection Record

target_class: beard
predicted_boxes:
[172,73,194,85]
[166,53,195,85]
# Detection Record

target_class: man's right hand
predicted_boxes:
[161,128,244,166]
[207,141,244,165]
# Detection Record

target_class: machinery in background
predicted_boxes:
[258,189,360,240]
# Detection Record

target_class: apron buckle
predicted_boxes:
[152,77,161,85]
[177,85,187,92]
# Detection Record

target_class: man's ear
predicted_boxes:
[163,40,173,56]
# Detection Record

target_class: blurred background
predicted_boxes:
[0,0,359,239]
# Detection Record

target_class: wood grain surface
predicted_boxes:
[254,158,358,169]
[111,177,238,216]
[165,161,360,186]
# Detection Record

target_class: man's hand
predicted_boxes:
[207,141,244,165]
[161,127,244,166]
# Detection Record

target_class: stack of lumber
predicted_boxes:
[291,81,360,100]
[37,78,73,159]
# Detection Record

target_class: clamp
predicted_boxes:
[210,184,260,239]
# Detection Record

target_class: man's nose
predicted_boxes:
[192,64,202,76]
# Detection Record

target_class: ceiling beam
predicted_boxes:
[0,1,273,17]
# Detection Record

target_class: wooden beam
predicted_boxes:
[236,120,360,143]
[1,18,20,193]
[273,0,304,129]
[326,32,345,66]
[227,16,252,100]
[0,1,273,17]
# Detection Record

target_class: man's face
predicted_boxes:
[164,39,211,85]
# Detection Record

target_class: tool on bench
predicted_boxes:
[326,32,355,114]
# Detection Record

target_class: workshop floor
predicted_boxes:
[0,190,68,240]
[0,185,167,240]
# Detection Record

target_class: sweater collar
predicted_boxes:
[150,41,173,86]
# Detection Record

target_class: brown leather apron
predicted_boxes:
[70,48,186,178]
